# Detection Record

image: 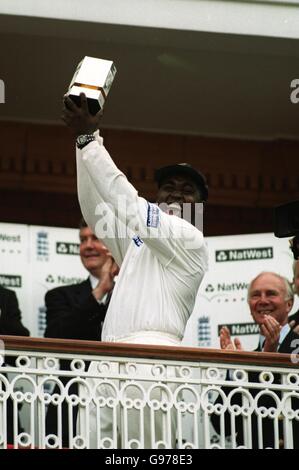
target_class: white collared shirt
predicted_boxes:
[89,274,108,305]
[77,132,208,342]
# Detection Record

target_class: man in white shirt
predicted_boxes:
[62,93,208,448]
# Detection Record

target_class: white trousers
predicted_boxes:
[78,332,181,449]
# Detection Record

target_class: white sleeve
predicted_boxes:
[76,135,130,267]
[78,134,207,273]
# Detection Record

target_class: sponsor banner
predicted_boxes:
[0,274,22,288]
[217,322,260,336]
[215,247,273,263]
[1,224,297,349]
[56,242,80,256]
[0,223,87,338]
[183,232,298,350]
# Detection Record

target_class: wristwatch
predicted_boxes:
[76,134,95,149]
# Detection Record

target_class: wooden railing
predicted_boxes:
[0,336,298,449]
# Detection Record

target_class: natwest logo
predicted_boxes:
[218,322,259,336]
[0,274,22,288]
[205,282,248,293]
[45,274,84,285]
[0,233,21,243]
[216,247,273,263]
[56,242,80,255]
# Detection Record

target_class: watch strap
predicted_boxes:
[76,134,95,150]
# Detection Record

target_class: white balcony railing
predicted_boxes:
[0,336,298,449]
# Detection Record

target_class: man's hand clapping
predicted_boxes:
[260,315,281,352]
[92,256,119,302]
[220,326,243,351]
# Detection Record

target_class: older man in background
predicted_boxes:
[214,272,299,449]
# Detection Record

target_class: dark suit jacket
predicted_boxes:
[0,286,29,444]
[0,285,29,337]
[44,278,108,341]
[44,278,110,446]
[289,309,299,327]
[212,329,299,449]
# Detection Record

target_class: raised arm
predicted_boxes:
[63,94,129,266]
[63,93,206,274]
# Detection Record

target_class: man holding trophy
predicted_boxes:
[62,56,208,448]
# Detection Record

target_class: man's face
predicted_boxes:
[156,174,202,207]
[294,261,299,296]
[248,273,293,327]
[79,226,109,275]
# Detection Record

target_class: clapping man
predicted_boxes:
[215,272,299,448]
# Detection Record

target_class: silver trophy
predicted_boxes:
[66,56,117,114]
